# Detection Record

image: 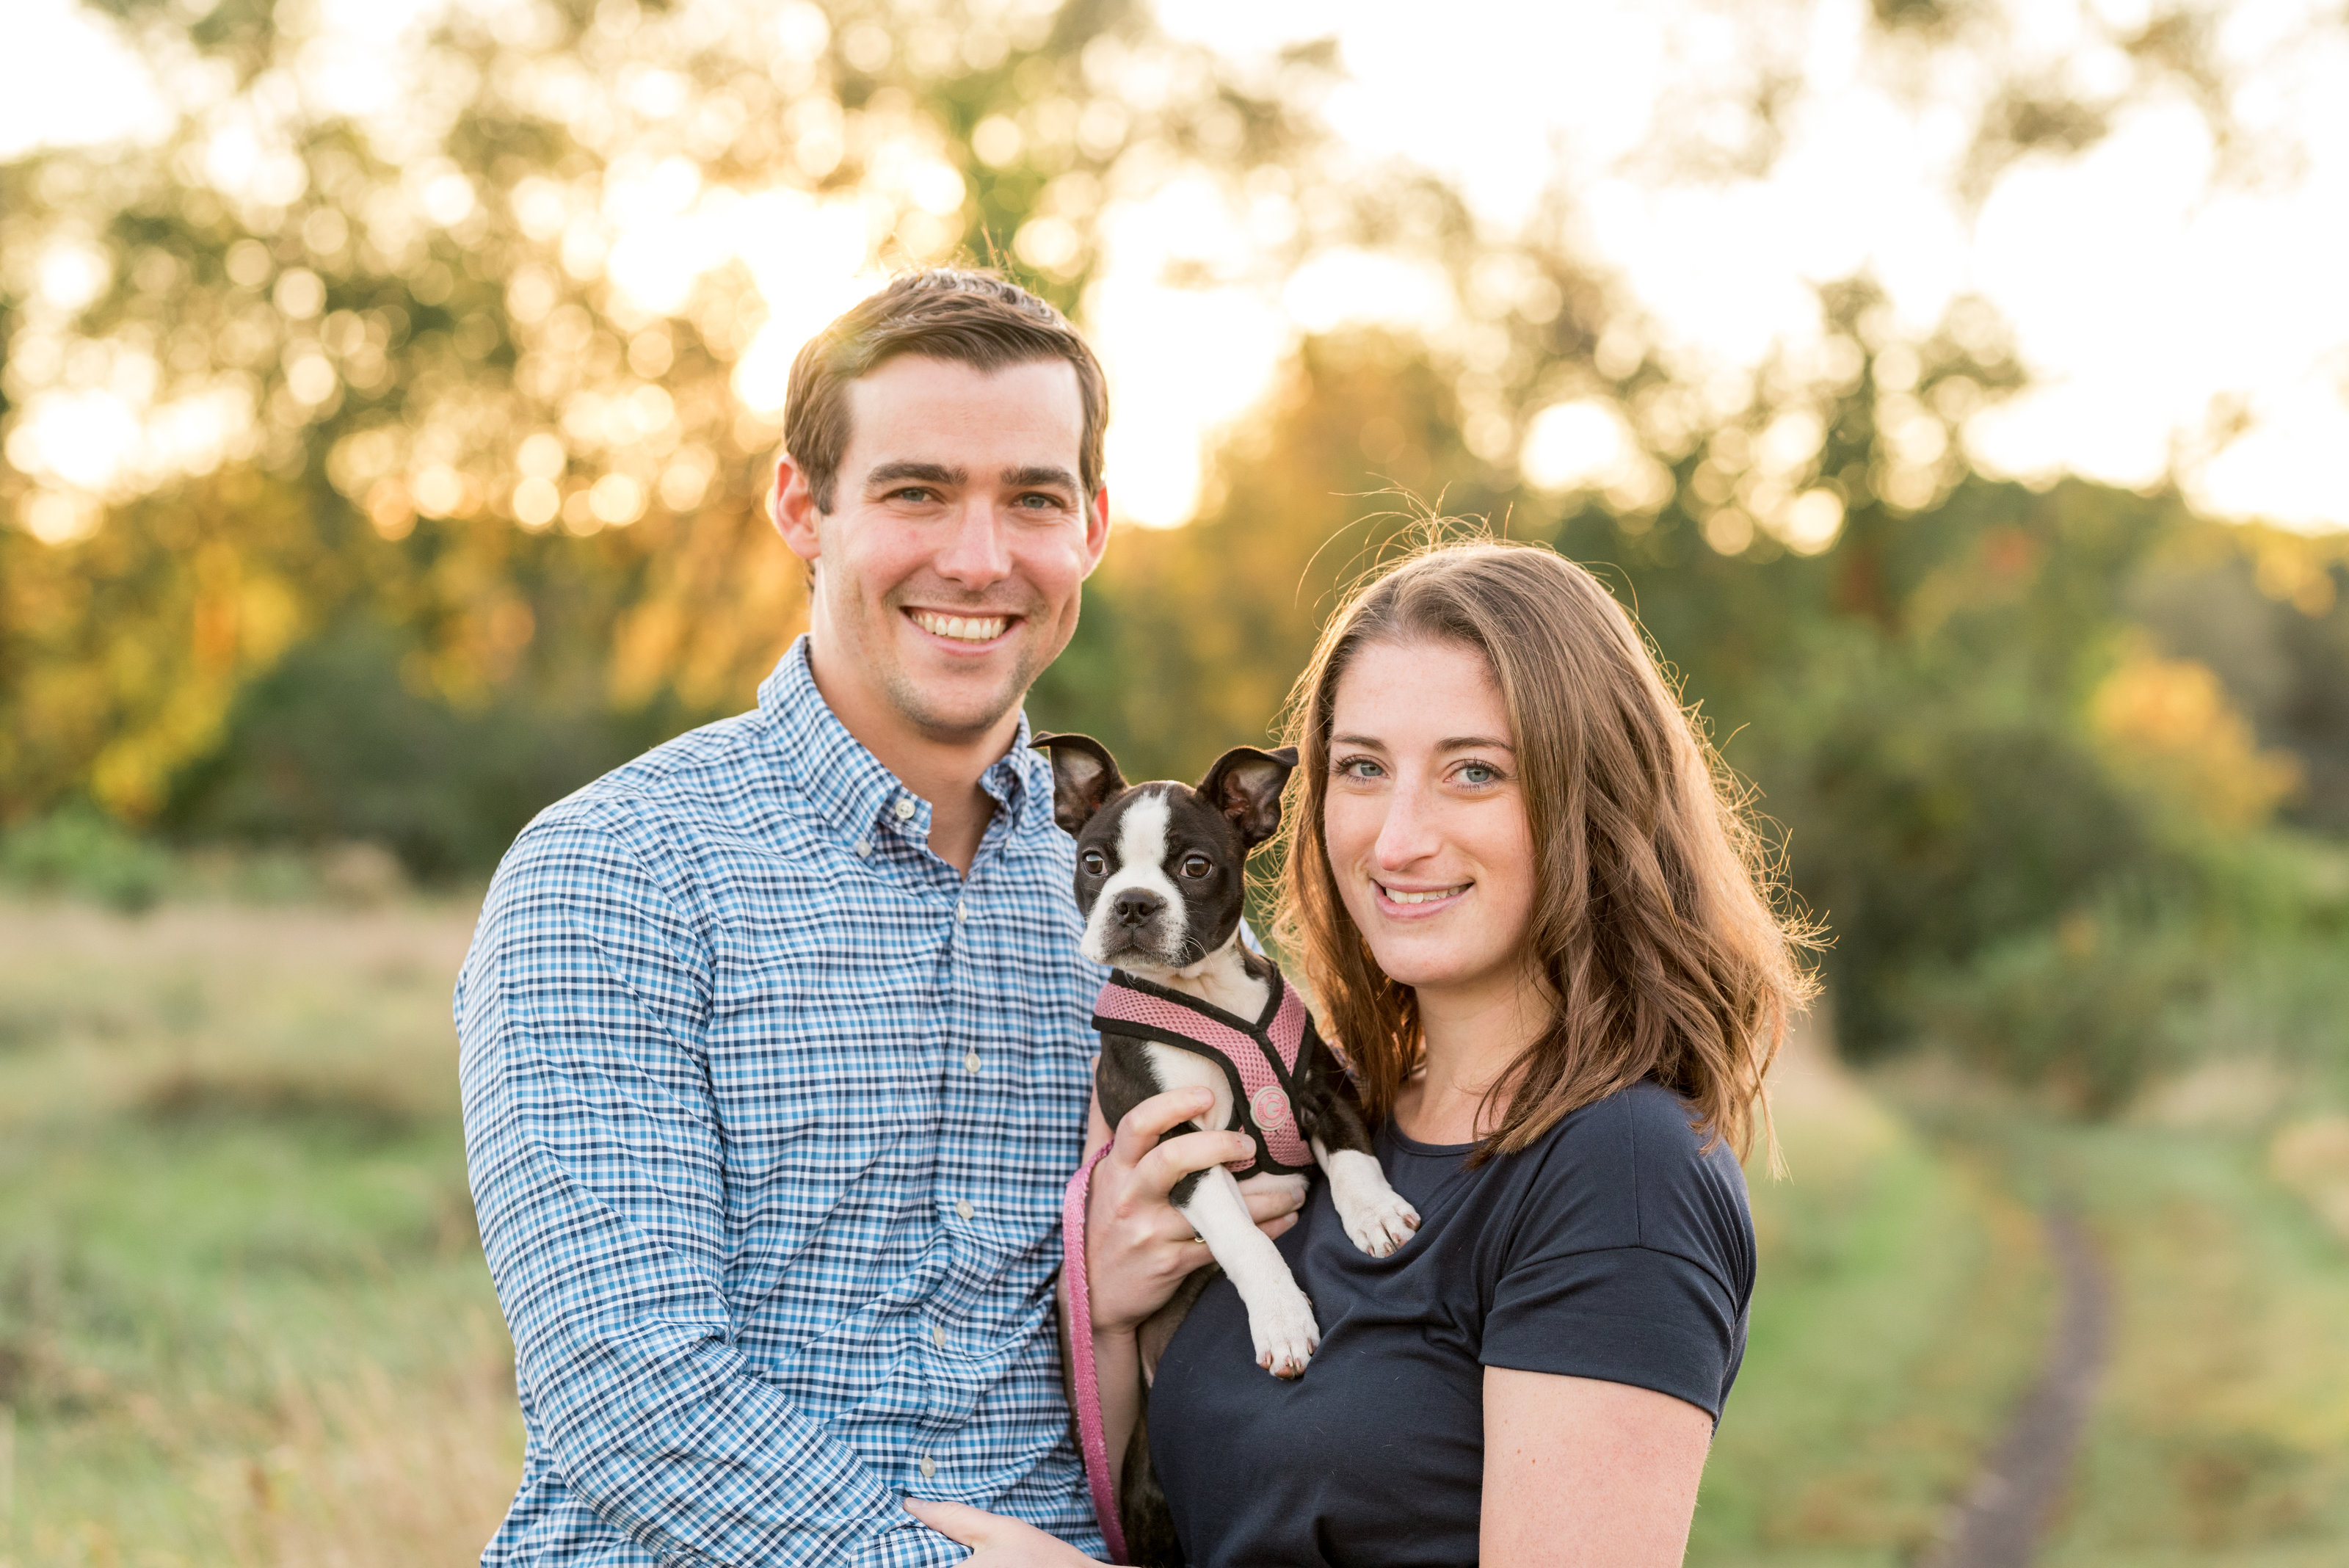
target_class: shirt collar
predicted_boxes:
[756,636,1049,844]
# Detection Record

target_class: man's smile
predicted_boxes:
[904,607,1017,645]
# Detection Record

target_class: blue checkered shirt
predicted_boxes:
[457,637,1105,1566]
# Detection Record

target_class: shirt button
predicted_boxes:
[853,838,871,857]
[919,1455,937,1479]
[955,1199,975,1220]
[932,1323,948,1347]
[894,796,917,821]
[963,1050,981,1073]
[954,901,967,922]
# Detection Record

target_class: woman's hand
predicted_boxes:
[1082,1087,1307,1336]
[903,1498,1099,1564]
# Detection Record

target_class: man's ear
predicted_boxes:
[1081,486,1111,576]
[1197,745,1299,849]
[772,454,822,561]
[1030,733,1128,836]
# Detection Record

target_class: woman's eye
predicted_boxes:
[1336,756,1384,780]
[1081,851,1106,876]
[1458,763,1497,785]
[1180,855,1212,879]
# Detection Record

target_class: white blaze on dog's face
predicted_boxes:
[1074,785,1234,972]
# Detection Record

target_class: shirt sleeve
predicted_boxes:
[457,805,961,1568]
[1481,1245,1743,1418]
[1478,1102,1751,1420]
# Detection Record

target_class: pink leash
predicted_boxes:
[1063,1141,1128,1564]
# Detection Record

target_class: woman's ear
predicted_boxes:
[1199,746,1299,849]
[1029,733,1128,836]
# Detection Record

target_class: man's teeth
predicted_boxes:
[1382,884,1467,905]
[912,611,1008,642]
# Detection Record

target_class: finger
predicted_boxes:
[1238,1173,1309,1225]
[1136,1127,1255,1194]
[903,1497,994,1546]
[1109,1088,1217,1167]
[1257,1208,1300,1242]
[1082,1086,1112,1162]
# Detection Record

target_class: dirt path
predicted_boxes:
[1920,1210,2112,1568]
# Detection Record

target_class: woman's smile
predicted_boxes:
[1373,881,1471,912]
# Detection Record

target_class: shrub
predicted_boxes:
[1905,907,2211,1112]
[0,807,175,912]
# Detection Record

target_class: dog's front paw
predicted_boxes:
[1249,1288,1321,1379]
[1340,1190,1421,1258]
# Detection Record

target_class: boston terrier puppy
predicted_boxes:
[1033,732,1422,1385]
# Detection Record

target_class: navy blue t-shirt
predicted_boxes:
[1147,1079,1754,1568]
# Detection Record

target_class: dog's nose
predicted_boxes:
[1112,890,1164,928]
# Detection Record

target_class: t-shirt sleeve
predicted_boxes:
[1482,1244,1743,1418]
[1479,1094,1754,1420]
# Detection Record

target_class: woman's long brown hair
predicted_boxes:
[1274,537,1816,1162]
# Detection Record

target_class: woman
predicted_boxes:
[914,540,1812,1565]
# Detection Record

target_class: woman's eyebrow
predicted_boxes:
[1439,736,1515,751]
[1330,733,1391,749]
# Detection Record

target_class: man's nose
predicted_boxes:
[1112,889,1164,928]
[934,500,1013,587]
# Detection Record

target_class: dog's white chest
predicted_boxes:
[1142,1040,1238,1136]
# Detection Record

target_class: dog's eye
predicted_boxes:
[1081,850,1107,876]
[1180,854,1212,879]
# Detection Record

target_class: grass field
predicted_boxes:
[0,898,515,1566]
[4,895,2348,1565]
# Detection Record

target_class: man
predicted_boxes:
[457,270,1284,1567]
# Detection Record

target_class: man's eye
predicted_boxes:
[1081,851,1107,876]
[1180,855,1212,879]
[1016,493,1061,509]
[889,487,934,503]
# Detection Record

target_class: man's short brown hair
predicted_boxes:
[782,269,1108,513]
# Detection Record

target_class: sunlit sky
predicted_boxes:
[7,0,2348,534]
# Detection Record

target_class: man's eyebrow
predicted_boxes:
[1003,465,1081,490]
[865,460,966,487]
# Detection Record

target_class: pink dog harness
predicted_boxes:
[1089,969,1317,1178]
[1063,968,1322,1560]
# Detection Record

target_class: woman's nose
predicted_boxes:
[1373,780,1442,869]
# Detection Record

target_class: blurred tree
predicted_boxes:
[5,0,2345,1106]
[0,0,1337,826]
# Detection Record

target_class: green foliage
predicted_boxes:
[1910,910,2210,1112]
[0,802,175,912]
[160,617,688,879]
[8,2,2348,1103]
[1,0,1337,821]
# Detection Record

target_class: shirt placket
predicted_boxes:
[883,782,993,1489]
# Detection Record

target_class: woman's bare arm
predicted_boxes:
[1481,1368,1715,1567]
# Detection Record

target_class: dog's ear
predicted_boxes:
[1030,733,1128,836]
[1197,745,1299,849]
